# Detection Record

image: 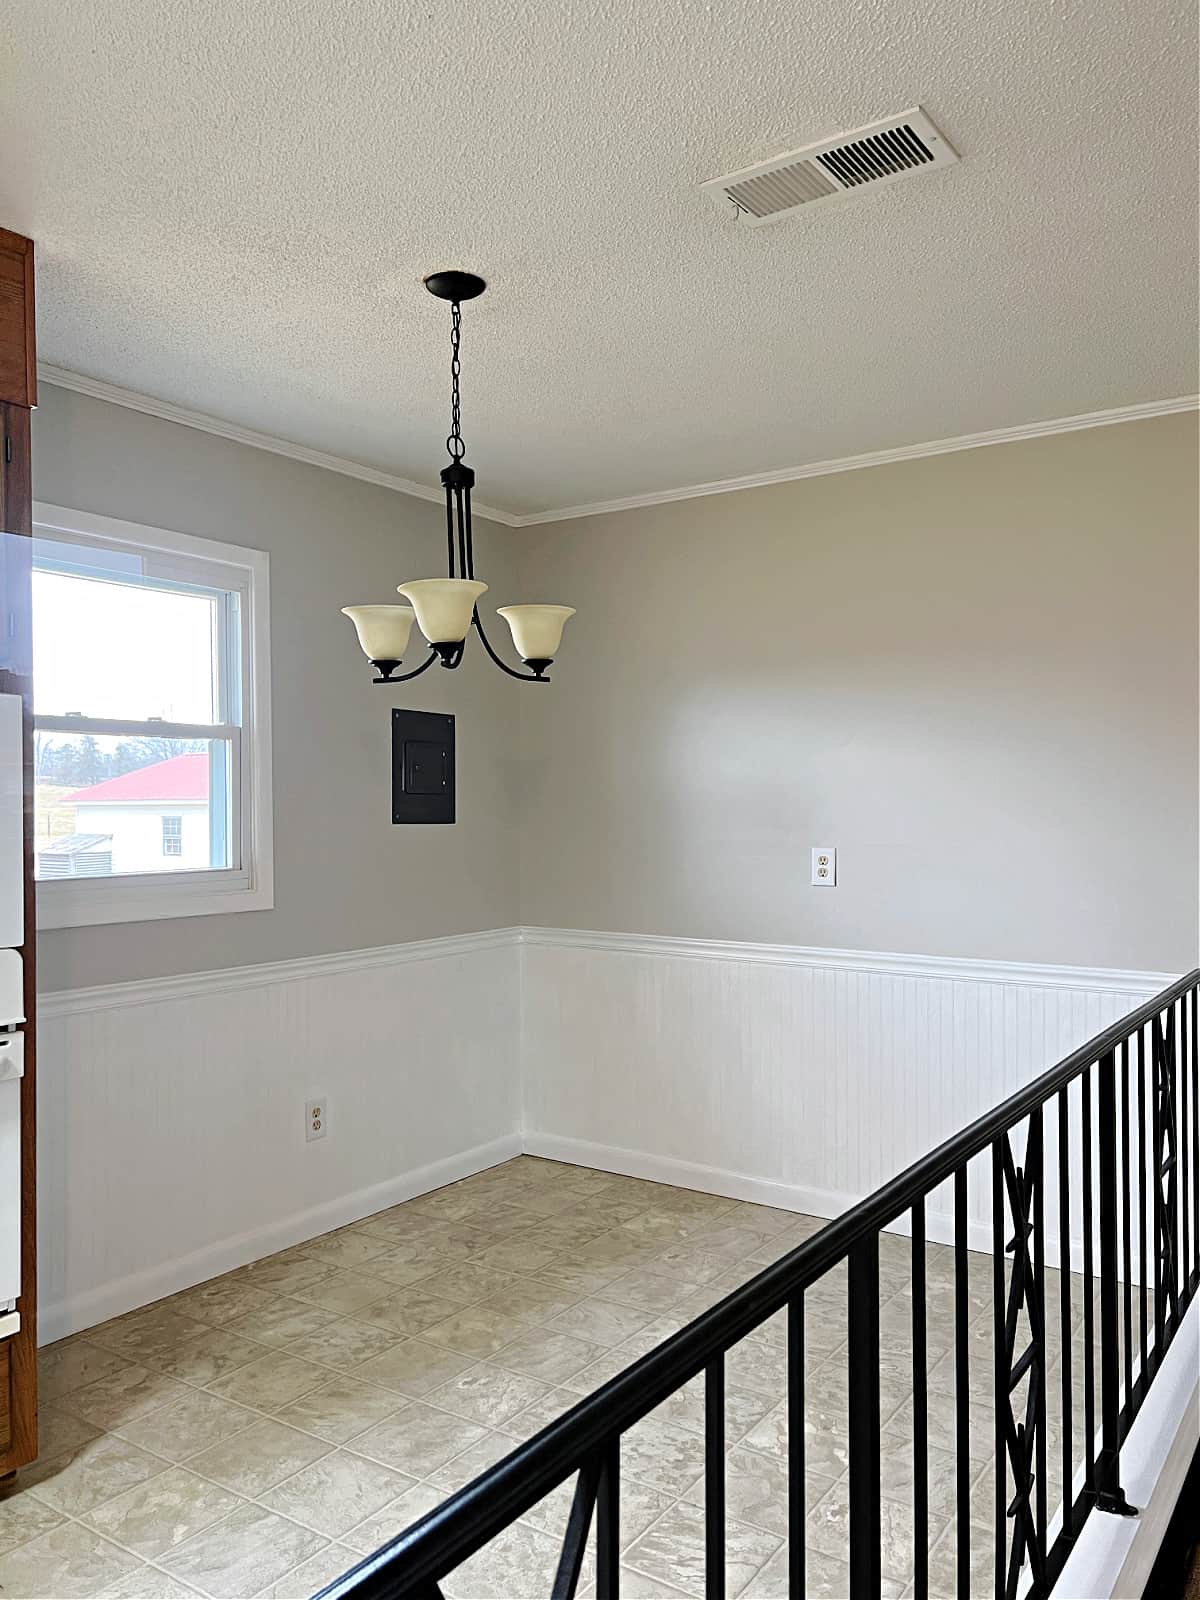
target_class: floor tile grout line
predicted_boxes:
[92,1487,345,1597]
[29,1429,362,1577]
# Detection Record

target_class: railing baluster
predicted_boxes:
[1120,1039,1133,1411]
[847,1234,881,1600]
[596,1438,619,1600]
[1137,1026,1149,1398]
[995,1123,1045,1599]
[705,1357,725,1600]
[1081,1067,1096,1498]
[1192,985,1199,1289]
[992,1141,1006,1600]
[787,1293,805,1598]
[1031,1109,1047,1573]
[1164,1004,1180,1335]
[1184,992,1196,1305]
[912,1200,928,1599]
[1094,1052,1135,1516]
[954,1167,971,1596]
[552,1455,601,1600]
[1057,1088,1072,1545]
[1151,1014,1165,1363]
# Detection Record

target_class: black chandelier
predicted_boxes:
[343,271,574,685]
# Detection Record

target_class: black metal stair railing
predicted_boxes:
[318,970,1200,1600]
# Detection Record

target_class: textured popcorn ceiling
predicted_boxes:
[2,0,1196,516]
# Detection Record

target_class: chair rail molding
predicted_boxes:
[518,925,1177,994]
[38,926,519,1017]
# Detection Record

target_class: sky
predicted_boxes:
[33,569,218,724]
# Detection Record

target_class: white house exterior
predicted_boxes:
[56,753,211,876]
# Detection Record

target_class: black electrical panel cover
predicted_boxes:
[391,709,455,824]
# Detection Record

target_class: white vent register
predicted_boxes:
[702,107,958,226]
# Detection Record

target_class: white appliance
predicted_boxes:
[0,693,24,1323]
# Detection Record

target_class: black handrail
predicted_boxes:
[319,968,1200,1600]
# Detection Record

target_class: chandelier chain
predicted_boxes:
[447,301,465,461]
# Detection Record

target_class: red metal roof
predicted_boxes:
[65,752,209,804]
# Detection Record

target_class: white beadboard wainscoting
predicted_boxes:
[37,924,1177,1342]
[37,930,521,1342]
[520,928,1176,1260]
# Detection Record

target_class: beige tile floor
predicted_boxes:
[0,1157,1100,1599]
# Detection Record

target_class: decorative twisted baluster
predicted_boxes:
[997,1116,1048,1599]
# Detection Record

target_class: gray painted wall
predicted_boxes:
[33,384,521,991]
[33,392,1198,986]
[514,415,1199,972]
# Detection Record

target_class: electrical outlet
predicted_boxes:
[811,847,836,887]
[305,1098,328,1141]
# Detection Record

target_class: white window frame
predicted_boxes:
[32,503,273,928]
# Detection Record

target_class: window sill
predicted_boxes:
[37,870,274,930]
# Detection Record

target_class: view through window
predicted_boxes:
[32,535,241,882]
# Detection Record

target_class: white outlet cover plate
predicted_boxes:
[811,847,836,887]
[305,1098,328,1141]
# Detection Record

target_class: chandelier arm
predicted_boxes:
[471,610,550,682]
[372,647,440,685]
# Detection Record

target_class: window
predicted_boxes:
[32,504,272,928]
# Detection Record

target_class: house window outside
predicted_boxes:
[32,505,273,928]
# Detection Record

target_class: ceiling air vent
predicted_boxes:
[702,107,958,227]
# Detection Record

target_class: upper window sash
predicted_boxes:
[32,533,246,730]
[32,529,252,598]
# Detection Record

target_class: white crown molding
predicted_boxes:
[37,926,521,1019]
[39,364,1197,530]
[37,364,523,527]
[520,925,1178,995]
[513,395,1200,524]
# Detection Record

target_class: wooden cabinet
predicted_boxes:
[0,233,35,410]
[0,226,37,1475]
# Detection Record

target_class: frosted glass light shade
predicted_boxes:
[341,605,416,662]
[497,604,576,662]
[397,579,488,643]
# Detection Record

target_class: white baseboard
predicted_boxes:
[523,1130,860,1221]
[41,1133,521,1344]
[520,1132,1091,1261]
[519,1131,980,1247]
